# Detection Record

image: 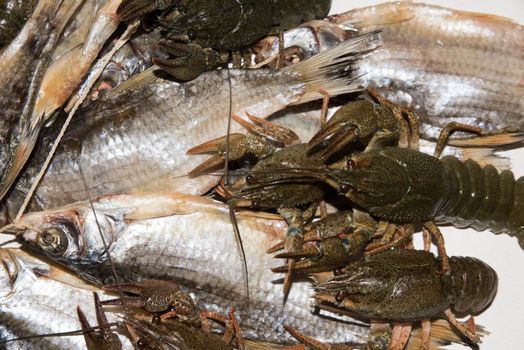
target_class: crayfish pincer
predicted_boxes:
[315,249,497,349]
[323,147,524,250]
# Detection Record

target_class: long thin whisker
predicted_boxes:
[223,67,250,307]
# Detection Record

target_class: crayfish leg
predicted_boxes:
[368,322,392,350]
[423,228,431,251]
[284,325,332,350]
[420,319,431,350]
[199,308,245,350]
[390,322,412,350]
[443,309,480,344]
[423,221,450,274]
[318,88,331,127]
[365,223,413,256]
[434,122,482,158]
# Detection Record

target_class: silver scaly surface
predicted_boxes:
[0,248,132,349]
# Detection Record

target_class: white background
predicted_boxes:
[330,1,524,349]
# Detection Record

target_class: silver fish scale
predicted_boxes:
[100,205,369,343]
[344,3,524,139]
[14,68,305,214]
[0,250,132,349]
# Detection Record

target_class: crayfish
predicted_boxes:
[117,0,332,80]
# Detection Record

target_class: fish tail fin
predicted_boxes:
[283,30,381,104]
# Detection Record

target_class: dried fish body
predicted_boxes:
[13,192,371,344]
[256,2,524,139]
[0,0,81,197]
[343,2,524,139]
[0,0,126,203]
[0,248,132,349]
[5,34,379,216]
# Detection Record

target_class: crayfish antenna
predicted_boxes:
[223,68,250,308]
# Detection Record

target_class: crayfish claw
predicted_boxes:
[117,0,173,21]
[237,113,300,146]
[186,133,247,175]
[308,120,354,150]
[187,134,246,155]
[102,280,197,318]
[99,296,145,308]
[102,281,149,294]
[188,154,228,176]
[77,293,122,350]
[307,105,360,158]
[153,42,218,81]
[274,244,319,259]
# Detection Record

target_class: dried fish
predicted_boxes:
[0,0,125,202]
[0,0,81,200]
[255,1,524,140]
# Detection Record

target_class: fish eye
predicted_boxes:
[37,227,68,255]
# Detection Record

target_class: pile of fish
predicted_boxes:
[0,0,523,349]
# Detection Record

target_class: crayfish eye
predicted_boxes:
[137,339,147,348]
[37,227,68,255]
[187,30,196,40]
[347,159,356,169]
[335,291,346,304]
[245,175,254,184]
[339,183,350,193]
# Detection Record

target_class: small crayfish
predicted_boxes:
[117,0,332,80]
[101,279,245,349]
[312,249,497,350]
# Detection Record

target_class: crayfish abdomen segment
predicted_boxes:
[437,156,524,245]
[447,256,498,315]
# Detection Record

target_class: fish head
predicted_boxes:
[13,203,118,267]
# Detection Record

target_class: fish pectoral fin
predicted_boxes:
[105,66,162,98]
[0,131,40,202]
